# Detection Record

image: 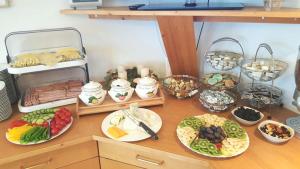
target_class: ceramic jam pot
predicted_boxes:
[79,81,107,106]
[108,79,134,102]
[135,77,158,99]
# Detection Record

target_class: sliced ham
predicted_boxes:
[23,80,83,106]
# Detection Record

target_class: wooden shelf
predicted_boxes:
[61,7,300,23]
[60,6,300,76]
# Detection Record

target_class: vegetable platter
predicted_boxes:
[6,108,73,145]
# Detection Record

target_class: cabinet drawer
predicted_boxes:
[1,141,98,169]
[98,138,212,169]
[100,157,144,169]
[58,157,100,169]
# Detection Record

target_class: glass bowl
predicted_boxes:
[162,75,200,99]
[199,89,237,112]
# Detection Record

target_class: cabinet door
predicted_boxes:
[100,157,144,169]
[58,157,100,169]
[1,141,98,169]
[97,138,212,169]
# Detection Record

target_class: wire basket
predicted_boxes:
[200,72,240,91]
[204,37,244,71]
[264,0,283,11]
[240,83,282,109]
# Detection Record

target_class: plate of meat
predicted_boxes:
[19,80,83,113]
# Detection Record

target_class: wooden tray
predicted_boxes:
[76,87,165,116]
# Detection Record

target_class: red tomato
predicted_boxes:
[64,118,71,124]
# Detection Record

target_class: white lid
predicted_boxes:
[0,81,5,90]
[111,79,131,88]
[83,81,102,90]
[137,77,156,86]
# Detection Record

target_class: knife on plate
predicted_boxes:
[123,110,159,140]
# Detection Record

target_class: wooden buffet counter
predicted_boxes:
[1,96,300,169]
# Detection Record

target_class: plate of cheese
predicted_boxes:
[101,107,162,142]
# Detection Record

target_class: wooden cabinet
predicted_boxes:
[0,141,99,169]
[97,137,213,169]
[100,157,144,169]
[58,157,100,169]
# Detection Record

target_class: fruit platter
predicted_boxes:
[6,108,73,145]
[176,114,249,158]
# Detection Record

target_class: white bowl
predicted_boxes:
[231,106,264,126]
[258,120,295,144]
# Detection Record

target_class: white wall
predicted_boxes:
[0,0,300,113]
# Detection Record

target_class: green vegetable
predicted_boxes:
[30,127,46,143]
[21,108,55,124]
[20,127,39,143]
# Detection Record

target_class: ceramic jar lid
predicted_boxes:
[111,79,131,89]
[82,81,102,92]
[137,77,156,86]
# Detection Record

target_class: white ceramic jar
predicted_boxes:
[135,77,158,99]
[79,81,107,106]
[108,79,134,102]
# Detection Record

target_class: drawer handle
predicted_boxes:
[136,155,164,166]
[21,158,52,169]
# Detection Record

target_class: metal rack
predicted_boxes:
[4,27,90,112]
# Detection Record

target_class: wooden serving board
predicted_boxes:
[76,87,165,116]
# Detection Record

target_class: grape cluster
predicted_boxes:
[199,125,226,144]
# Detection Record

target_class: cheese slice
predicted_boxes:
[107,126,127,139]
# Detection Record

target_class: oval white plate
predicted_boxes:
[101,108,162,142]
[6,117,73,145]
[176,115,250,158]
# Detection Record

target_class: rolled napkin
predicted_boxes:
[0,81,12,121]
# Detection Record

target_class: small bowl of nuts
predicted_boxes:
[258,120,294,144]
[162,75,200,99]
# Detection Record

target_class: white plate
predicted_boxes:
[176,115,250,158]
[101,108,162,142]
[6,117,73,145]
[18,98,77,113]
[7,58,87,74]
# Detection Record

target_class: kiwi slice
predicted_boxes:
[199,147,209,153]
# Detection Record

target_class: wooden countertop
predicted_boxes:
[1,96,300,169]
